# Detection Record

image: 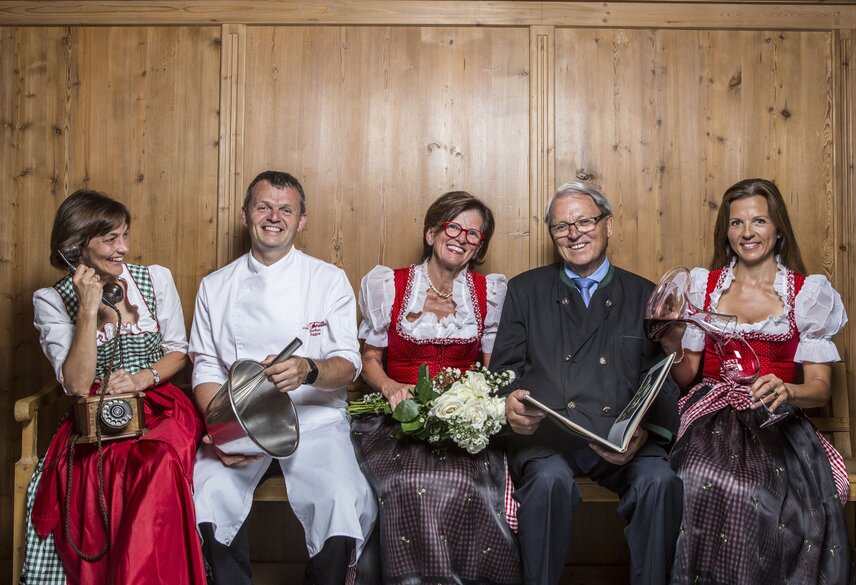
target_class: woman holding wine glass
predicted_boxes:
[658,179,850,584]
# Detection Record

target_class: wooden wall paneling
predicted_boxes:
[761,29,851,456]
[217,23,247,267]
[66,28,147,205]
[0,36,11,563]
[241,26,530,288]
[2,25,220,577]
[1,28,75,569]
[1,1,856,30]
[555,29,836,283]
[142,27,222,313]
[834,30,855,458]
[64,26,221,326]
[739,31,835,277]
[529,25,555,268]
[70,27,222,322]
[695,30,750,255]
[650,31,708,275]
[556,29,684,280]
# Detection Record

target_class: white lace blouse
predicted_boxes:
[358,262,508,354]
[33,264,188,393]
[681,258,847,363]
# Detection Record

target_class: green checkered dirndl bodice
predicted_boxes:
[53,263,164,377]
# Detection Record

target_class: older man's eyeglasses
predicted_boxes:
[548,213,609,237]
[441,222,485,245]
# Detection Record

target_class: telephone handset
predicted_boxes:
[57,245,124,308]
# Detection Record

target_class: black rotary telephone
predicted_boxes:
[57,245,147,439]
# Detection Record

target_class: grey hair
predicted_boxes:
[544,182,613,223]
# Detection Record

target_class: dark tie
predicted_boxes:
[573,277,597,307]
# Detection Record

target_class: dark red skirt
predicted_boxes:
[32,382,205,585]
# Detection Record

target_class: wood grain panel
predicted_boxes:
[64,27,221,318]
[1,2,856,30]
[1,25,220,575]
[241,26,530,286]
[217,23,247,267]
[0,27,74,563]
[834,29,854,458]
[529,25,555,268]
[556,29,836,283]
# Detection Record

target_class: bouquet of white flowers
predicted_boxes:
[347,364,515,454]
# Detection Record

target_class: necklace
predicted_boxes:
[426,272,453,299]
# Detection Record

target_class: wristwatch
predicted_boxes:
[148,367,161,385]
[302,358,319,385]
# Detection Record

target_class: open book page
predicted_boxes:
[522,394,623,452]
[521,352,676,453]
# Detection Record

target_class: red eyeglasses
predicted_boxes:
[441,222,485,245]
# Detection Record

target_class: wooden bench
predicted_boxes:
[13,362,855,582]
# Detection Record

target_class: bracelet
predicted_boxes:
[672,347,686,365]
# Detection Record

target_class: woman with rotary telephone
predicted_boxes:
[21,190,206,584]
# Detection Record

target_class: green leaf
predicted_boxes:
[416,377,434,403]
[417,364,430,382]
[392,399,420,422]
[401,420,424,433]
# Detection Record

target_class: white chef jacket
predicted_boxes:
[189,248,376,559]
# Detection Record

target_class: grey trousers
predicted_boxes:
[513,451,682,585]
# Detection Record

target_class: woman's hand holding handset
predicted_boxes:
[71,263,106,317]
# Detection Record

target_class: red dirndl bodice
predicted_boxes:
[701,267,805,383]
[386,265,488,385]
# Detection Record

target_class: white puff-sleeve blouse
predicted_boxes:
[358,262,508,354]
[681,259,847,364]
[33,264,188,393]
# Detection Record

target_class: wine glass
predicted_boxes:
[714,336,788,428]
[644,267,738,341]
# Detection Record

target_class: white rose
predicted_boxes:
[447,380,477,402]
[487,397,507,422]
[459,400,488,430]
[431,393,465,420]
[464,370,488,389]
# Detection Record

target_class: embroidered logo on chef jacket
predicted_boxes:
[304,321,329,337]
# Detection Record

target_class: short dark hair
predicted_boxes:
[422,191,495,267]
[49,190,132,270]
[244,171,306,214]
[710,178,807,274]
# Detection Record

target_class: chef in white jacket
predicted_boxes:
[189,170,377,585]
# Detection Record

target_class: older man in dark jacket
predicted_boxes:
[491,182,682,585]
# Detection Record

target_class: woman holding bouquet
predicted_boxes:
[658,179,850,584]
[351,191,522,584]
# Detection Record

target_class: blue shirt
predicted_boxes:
[564,257,611,297]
